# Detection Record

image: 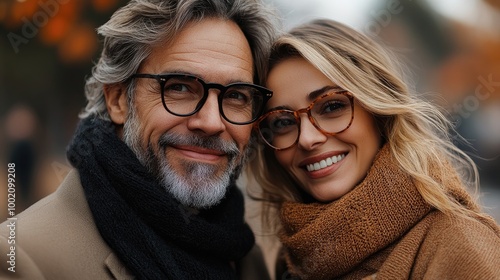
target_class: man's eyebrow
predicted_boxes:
[158,69,252,84]
[307,85,345,102]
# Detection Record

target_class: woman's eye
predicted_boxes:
[322,101,345,113]
[270,116,296,132]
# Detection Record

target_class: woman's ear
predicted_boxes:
[103,84,128,125]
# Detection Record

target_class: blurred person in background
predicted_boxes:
[250,19,500,279]
[0,0,277,279]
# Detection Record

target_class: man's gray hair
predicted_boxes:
[80,0,277,120]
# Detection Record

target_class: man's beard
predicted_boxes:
[122,108,250,209]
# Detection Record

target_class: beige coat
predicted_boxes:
[0,170,269,280]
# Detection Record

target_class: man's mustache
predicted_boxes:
[158,133,240,159]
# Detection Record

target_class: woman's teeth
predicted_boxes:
[306,154,346,172]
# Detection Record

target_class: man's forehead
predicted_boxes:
[141,18,254,83]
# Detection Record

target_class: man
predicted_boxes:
[0,0,276,279]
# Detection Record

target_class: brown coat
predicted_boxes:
[372,210,500,279]
[0,170,269,280]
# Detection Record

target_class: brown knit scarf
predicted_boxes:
[279,144,483,279]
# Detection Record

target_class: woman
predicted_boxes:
[249,19,500,279]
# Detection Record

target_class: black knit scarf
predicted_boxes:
[66,117,255,280]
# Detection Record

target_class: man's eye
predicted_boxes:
[224,89,252,104]
[165,84,190,92]
[226,91,247,100]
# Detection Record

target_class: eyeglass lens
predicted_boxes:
[161,75,265,124]
[258,92,352,150]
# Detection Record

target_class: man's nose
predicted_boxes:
[186,91,226,135]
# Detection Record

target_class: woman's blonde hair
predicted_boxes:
[248,19,483,231]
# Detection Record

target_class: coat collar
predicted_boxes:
[57,170,135,279]
[104,253,135,279]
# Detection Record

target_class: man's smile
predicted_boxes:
[171,145,227,163]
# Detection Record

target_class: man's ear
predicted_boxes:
[103,84,128,125]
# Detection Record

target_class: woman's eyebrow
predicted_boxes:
[265,105,289,113]
[307,85,345,101]
[265,85,346,112]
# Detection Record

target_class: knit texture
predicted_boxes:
[66,117,255,280]
[279,144,500,279]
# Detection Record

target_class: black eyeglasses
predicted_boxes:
[130,73,273,125]
[255,90,354,151]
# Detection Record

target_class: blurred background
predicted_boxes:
[1,0,127,216]
[0,0,499,231]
